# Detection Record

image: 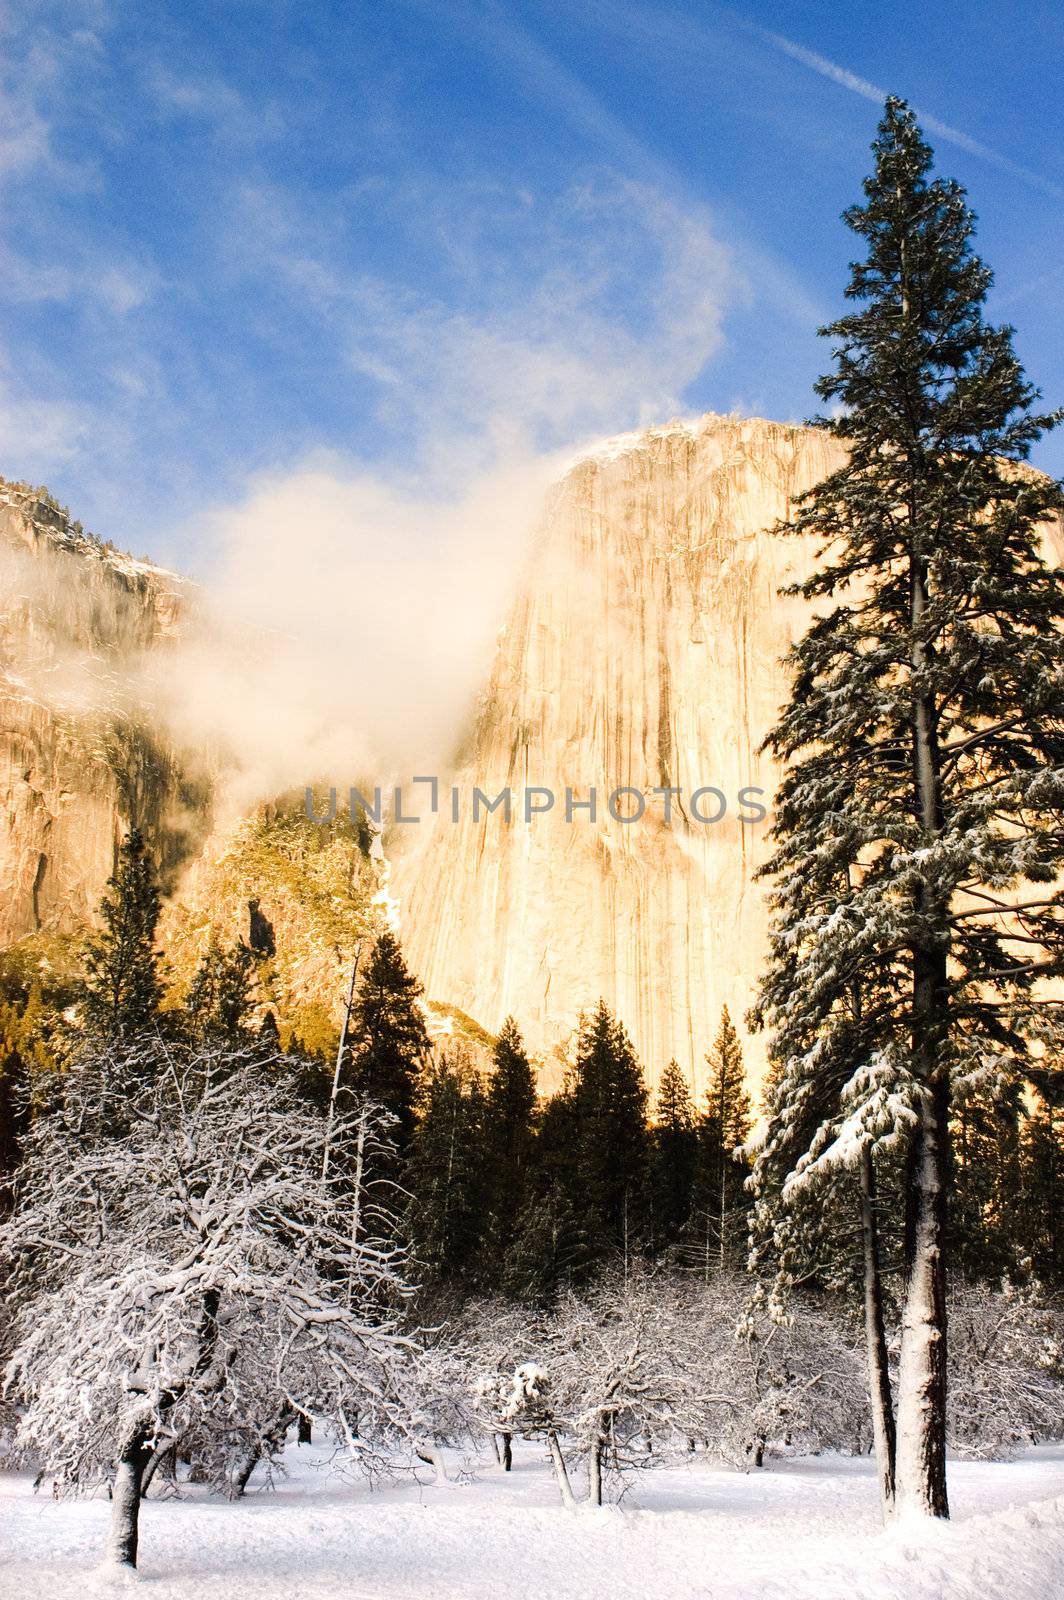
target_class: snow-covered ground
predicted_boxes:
[3,1441,1064,1600]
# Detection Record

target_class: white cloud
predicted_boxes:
[151,448,566,806]
[235,171,738,475]
[0,91,51,178]
[0,242,158,312]
[0,378,92,471]
[160,163,742,801]
[0,7,107,189]
[145,63,283,142]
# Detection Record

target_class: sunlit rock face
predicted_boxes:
[396,415,848,1094]
[0,482,210,946]
[8,416,1057,1089]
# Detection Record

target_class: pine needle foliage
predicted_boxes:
[751,97,1064,1519]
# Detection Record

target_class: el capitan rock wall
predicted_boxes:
[395,415,847,1091]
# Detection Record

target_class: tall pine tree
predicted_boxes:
[481,1017,537,1272]
[751,99,1064,1520]
[688,1009,752,1274]
[346,931,430,1148]
[405,1051,488,1282]
[650,1058,698,1250]
[569,1000,650,1265]
[82,828,163,1042]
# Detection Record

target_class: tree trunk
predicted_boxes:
[322,944,362,1181]
[233,1445,262,1499]
[233,1408,295,1498]
[501,1431,512,1472]
[546,1429,575,1507]
[588,1436,603,1506]
[895,1068,950,1519]
[860,1144,897,1518]
[109,1428,153,1568]
[719,1146,727,1272]
[297,1413,312,1445]
[897,528,950,1520]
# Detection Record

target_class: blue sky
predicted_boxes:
[2,0,1063,572]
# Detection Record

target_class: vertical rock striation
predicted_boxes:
[396,415,847,1091]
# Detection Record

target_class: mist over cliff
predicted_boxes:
[394,414,844,1090]
[0,413,924,1084]
[0,480,212,948]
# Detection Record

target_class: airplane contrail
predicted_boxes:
[758,27,1064,202]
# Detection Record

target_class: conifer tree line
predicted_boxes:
[0,828,759,1293]
[4,813,1063,1303]
[1,94,1064,1559]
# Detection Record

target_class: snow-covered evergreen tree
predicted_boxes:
[751,97,1064,1520]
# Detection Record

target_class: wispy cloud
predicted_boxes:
[993,263,1064,313]
[427,0,676,191]
[756,27,1064,202]
[145,64,284,143]
[396,0,822,333]
[0,374,94,470]
[0,87,51,178]
[0,240,157,312]
[178,122,744,791]
[154,449,568,801]
[0,4,107,189]
[233,169,738,475]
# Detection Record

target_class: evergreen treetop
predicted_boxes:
[569,1000,650,1256]
[404,1051,488,1282]
[82,828,163,1042]
[347,930,431,1147]
[705,1007,752,1154]
[655,1058,696,1133]
[685,1011,752,1275]
[486,1015,537,1170]
[650,1058,698,1250]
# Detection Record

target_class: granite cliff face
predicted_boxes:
[0,481,211,947]
[9,414,1054,1091]
[395,415,847,1092]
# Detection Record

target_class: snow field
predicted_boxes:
[3,1440,1064,1600]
